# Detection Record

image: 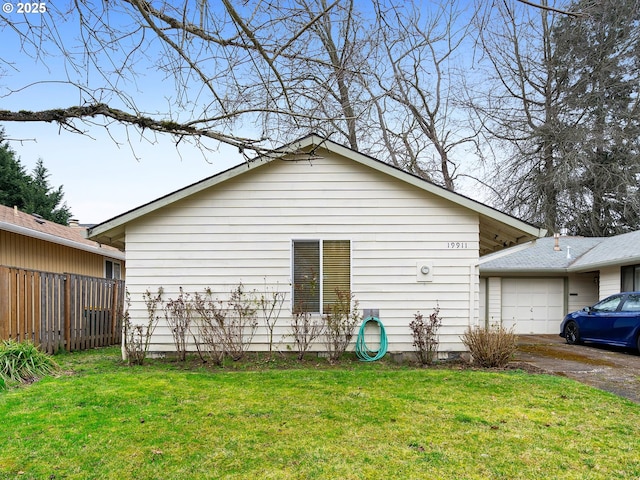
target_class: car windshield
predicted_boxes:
[621,294,640,312]
[592,295,623,312]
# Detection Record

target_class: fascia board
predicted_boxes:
[480,268,569,276]
[87,157,271,241]
[88,133,545,243]
[478,241,536,265]
[567,256,640,273]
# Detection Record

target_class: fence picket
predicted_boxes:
[0,266,124,353]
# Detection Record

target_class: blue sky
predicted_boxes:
[0,1,246,224]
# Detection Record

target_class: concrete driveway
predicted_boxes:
[515,335,640,404]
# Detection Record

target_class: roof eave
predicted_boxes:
[87,134,545,250]
[1,221,125,260]
[568,256,640,272]
[480,268,569,276]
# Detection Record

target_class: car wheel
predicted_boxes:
[637,335,640,354]
[564,321,580,345]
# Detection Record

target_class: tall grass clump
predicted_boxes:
[0,340,59,388]
[460,324,517,368]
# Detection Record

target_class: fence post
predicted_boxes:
[64,273,71,352]
[33,270,41,347]
[110,281,118,343]
[0,266,9,339]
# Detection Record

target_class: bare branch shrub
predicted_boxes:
[122,288,163,366]
[323,290,361,363]
[460,324,517,368]
[163,287,193,361]
[219,283,258,361]
[259,280,286,360]
[410,306,442,365]
[289,284,324,360]
[192,288,226,365]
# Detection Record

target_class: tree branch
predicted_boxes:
[0,104,263,151]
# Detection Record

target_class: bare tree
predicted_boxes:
[1,0,481,192]
[0,1,341,155]
[472,0,640,235]
[369,1,480,189]
[471,0,568,232]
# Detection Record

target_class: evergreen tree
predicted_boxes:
[0,133,31,210]
[23,159,73,225]
[0,130,73,225]
[552,0,640,236]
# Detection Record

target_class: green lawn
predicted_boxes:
[0,348,638,479]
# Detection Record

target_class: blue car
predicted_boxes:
[560,292,640,351]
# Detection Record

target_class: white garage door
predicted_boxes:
[501,278,564,334]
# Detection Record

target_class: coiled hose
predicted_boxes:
[355,316,388,361]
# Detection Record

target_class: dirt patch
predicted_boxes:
[517,344,618,367]
[515,335,640,404]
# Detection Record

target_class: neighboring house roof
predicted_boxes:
[480,231,640,275]
[0,204,125,260]
[87,134,546,254]
[571,230,640,270]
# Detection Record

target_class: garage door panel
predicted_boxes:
[501,278,564,334]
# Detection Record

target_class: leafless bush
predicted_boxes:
[189,283,258,363]
[192,288,226,365]
[460,324,517,368]
[163,287,193,361]
[259,281,286,360]
[219,283,258,361]
[289,286,324,360]
[410,306,442,365]
[323,290,361,363]
[122,288,163,366]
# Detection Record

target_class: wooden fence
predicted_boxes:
[0,266,125,353]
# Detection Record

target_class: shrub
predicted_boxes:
[0,340,59,388]
[123,288,162,366]
[192,288,226,365]
[323,289,361,363]
[289,288,324,360]
[460,324,517,368]
[222,283,259,361]
[258,281,286,360]
[163,287,194,361]
[410,306,442,365]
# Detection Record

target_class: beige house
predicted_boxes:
[0,204,124,278]
[479,231,640,335]
[88,135,544,355]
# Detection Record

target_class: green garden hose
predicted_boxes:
[355,316,388,361]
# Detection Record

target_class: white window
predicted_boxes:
[292,240,350,314]
[105,259,122,280]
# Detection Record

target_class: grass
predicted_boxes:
[0,347,639,479]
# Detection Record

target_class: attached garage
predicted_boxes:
[501,278,565,334]
[480,235,606,335]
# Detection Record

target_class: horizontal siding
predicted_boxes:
[599,266,621,299]
[0,230,112,277]
[567,273,599,312]
[125,154,480,354]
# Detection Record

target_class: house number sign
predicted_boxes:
[447,242,469,249]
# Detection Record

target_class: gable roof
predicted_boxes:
[0,204,124,260]
[480,230,640,274]
[87,134,546,254]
